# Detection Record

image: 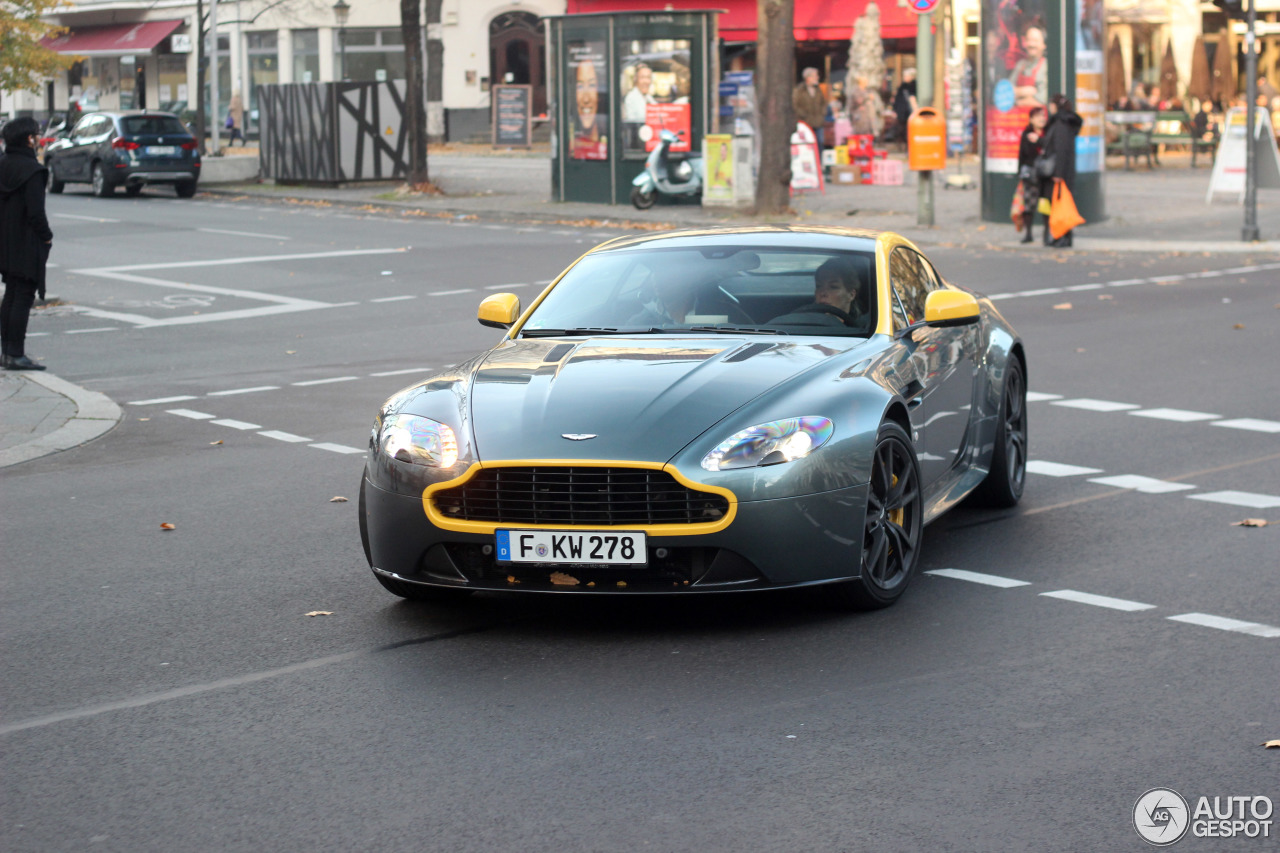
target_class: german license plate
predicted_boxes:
[146,145,176,155]
[495,530,647,565]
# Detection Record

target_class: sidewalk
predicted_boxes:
[0,372,122,469]
[205,147,1280,253]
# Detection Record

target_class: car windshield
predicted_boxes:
[520,245,878,337]
[122,116,188,136]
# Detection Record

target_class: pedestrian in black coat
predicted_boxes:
[0,117,53,370]
[1040,94,1082,247]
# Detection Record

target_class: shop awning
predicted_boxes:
[565,1,920,41]
[42,20,184,57]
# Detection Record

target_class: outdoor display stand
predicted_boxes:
[1205,108,1280,203]
[546,10,719,204]
[493,85,532,148]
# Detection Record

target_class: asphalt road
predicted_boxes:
[3,187,1278,852]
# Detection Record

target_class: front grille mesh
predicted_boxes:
[433,466,729,526]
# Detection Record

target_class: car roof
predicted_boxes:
[589,225,888,255]
[85,111,183,120]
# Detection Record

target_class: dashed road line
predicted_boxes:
[199,227,290,241]
[1051,398,1140,412]
[258,430,312,443]
[167,409,216,420]
[1168,613,1280,638]
[292,376,359,386]
[1024,392,1063,402]
[1187,490,1280,509]
[1087,474,1196,494]
[210,418,262,430]
[309,442,365,455]
[369,367,431,377]
[1128,407,1221,422]
[485,283,529,289]
[925,569,1030,588]
[1211,418,1280,434]
[64,327,119,334]
[208,386,280,396]
[1025,461,1104,477]
[129,395,197,406]
[1039,590,1157,612]
[370,295,417,302]
[430,288,476,296]
[986,261,1280,300]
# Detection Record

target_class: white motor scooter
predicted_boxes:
[630,129,703,209]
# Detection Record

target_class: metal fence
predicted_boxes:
[258,81,408,183]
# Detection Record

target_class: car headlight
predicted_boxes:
[701,416,834,471]
[377,414,458,467]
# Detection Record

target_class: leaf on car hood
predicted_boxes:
[549,572,579,586]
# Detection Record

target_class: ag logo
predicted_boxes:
[1134,788,1190,845]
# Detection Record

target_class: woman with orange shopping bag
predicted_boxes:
[1040,94,1083,248]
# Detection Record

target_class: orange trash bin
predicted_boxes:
[907,108,947,171]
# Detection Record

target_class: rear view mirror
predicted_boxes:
[478,292,521,329]
[924,290,980,328]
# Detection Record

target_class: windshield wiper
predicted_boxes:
[520,327,641,337]
[684,325,780,335]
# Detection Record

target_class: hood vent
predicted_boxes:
[543,343,575,363]
[721,342,775,363]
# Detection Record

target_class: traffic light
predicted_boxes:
[1212,0,1245,19]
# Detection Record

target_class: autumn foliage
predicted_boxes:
[1,0,75,93]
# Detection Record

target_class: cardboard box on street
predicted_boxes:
[832,164,859,185]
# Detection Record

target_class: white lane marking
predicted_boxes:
[485,283,528,289]
[1040,590,1157,612]
[129,395,197,406]
[82,247,405,274]
[207,386,279,396]
[370,295,417,302]
[258,430,313,443]
[310,442,365,455]
[27,332,49,337]
[1211,418,1280,434]
[1128,408,1222,422]
[1107,279,1146,286]
[167,408,216,419]
[292,376,359,386]
[1087,475,1196,494]
[1052,398,1140,412]
[1167,613,1280,638]
[430,288,476,296]
[984,261,1280,300]
[210,418,262,430]
[199,227,290,240]
[1187,491,1280,509]
[1026,460,1105,477]
[52,213,120,222]
[1018,287,1063,296]
[369,367,431,377]
[925,568,1031,588]
[1024,392,1063,402]
[1065,283,1105,291]
[64,327,118,334]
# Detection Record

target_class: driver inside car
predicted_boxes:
[770,257,868,329]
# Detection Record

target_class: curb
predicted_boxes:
[199,186,1280,254]
[0,373,122,469]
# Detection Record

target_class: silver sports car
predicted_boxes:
[360,226,1027,609]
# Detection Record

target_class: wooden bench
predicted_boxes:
[1106,111,1156,170]
[1151,110,1217,167]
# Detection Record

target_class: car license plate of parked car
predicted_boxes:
[146,146,177,156]
[495,530,647,565]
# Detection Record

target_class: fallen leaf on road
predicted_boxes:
[1098,294,1113,300]
[138,417,150,421]
[549,571,579,586]
[976,224,987,232]
[1233,518,1269,527]
[1076,348,1086,353]
[1264,739,1280,748]
[160,523,176,530]
[210,440,223,445]
[1053,303,1073,310]
[285,350,297,354]
[305,610,333,617]
[329,496,349,502]
[1232,323,1245,330]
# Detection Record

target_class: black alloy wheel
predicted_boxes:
[176,181,197,199]
[971,358,1027,508]
[91,162,113,197]
[830,421,924,610]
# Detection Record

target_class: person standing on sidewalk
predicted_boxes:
[1017,106,1047,244]
[0,117,53,371]
[1040,94,1082,248]
[793,68,828,155]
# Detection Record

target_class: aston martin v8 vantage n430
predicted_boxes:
[360,227,1027,609]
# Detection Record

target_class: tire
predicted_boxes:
[48,164,65,194]
[176,181,197,198]
[91,162,114,197]
[630,186,656,210]
[970,357,1028,508]
[124,183,143,197]
[374,572,473,603]
[829,421,924,611]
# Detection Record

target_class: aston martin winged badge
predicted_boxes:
[561,434,597,440]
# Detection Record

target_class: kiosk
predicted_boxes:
[546,10,719,204]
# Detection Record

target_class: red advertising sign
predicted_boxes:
[642,103,692,153]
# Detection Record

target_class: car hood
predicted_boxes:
[469,336,862,462]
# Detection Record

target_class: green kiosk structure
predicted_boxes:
[546,10,719,204]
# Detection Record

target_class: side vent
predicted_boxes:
[722,342,774,363]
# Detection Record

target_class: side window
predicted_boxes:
[71,116,96,139]
[890,248,929,330]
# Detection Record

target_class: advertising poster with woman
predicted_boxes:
[983,0,1049,173]
[619,39,692,155]
[569,41,608,160]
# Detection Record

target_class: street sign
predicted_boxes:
[908,0,941,13]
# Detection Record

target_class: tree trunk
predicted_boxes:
[400,0,427,184]
[425,0,444,144]
[755,0,795,215]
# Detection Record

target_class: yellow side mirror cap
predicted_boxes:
[478,292,521,329]
[924,289,980,328]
